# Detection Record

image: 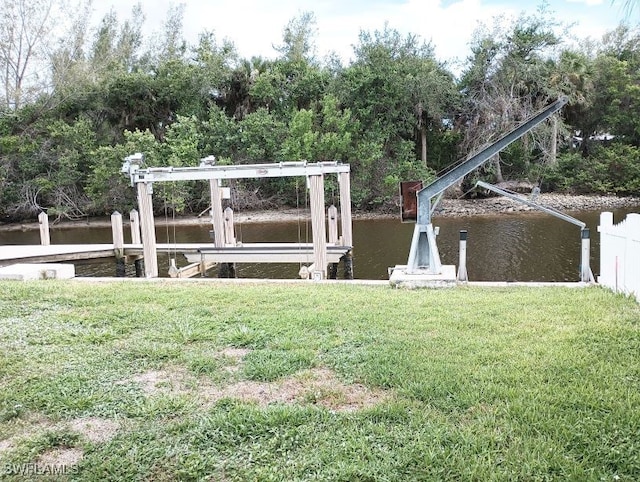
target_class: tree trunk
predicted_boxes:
[548,116,558,166]
[421,125,427,166]
[493,153,504,183]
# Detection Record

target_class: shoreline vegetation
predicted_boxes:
[1,193,639,232]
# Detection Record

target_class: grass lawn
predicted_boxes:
[0,280,638,481]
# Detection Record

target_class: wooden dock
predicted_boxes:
[0,243,351,271]
[0,244,117,267]
[3,159,356,280]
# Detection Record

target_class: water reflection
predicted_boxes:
[1,208,637,281]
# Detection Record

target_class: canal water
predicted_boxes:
[0,208,637,281]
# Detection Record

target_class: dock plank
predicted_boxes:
[0,243,351,267]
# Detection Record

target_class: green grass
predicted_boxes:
[0,280,639,481]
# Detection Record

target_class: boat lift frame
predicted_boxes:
[474,181,594,282]
[405,96,570,276]
[122,155,353,279]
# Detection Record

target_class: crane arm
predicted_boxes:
[405,96,568,274]
[416,96,568,226]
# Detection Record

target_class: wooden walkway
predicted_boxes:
[0,244,116,267]
[0,243,351,267]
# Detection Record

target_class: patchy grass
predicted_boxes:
[0,280,639,480]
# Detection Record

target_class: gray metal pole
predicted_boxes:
[581,228,592,283]
[457,230,468,282]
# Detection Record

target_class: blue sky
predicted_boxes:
[93,0,633,71]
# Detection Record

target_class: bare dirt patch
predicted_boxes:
[0,438,15,454]
[37,447,83,467]
[217,347,251,373]
[0,413,54,455]
[124,361,387,412]
[69,417,120,444]
[217,347,251,360]
[128,366,194,396]
[201,368,389,412]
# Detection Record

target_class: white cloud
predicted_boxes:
[566,0,604,5]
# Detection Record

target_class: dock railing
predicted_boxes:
[598,212,640,301]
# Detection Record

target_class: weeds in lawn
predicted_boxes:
[0,281,638,480]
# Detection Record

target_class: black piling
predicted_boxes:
[134,259,144,277]
[342,250,354,280]
[218,262,237,278]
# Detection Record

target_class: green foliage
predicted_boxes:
[5,4,640,221]
[238,108,286,162]
[545,143,640,195]
[86,129,158,214]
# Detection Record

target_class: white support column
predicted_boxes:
[581,228,592,283]
[137,182,158,278]
[328,205,339,244]
[457,230,468,282]
[129,209,142,244]
[338,172,353,247]
[223,207,236,245]
[209,180,225,248]
[309,174,327,279]
[38,212,50,246]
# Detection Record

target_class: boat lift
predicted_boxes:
[391,96,591,285]
[474,180,594,283]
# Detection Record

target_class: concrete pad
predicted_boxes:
[388,265,457,289]
[0,263,75,281]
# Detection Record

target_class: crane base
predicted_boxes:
[388,265,457,289]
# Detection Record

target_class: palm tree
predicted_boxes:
[613,0,638,17]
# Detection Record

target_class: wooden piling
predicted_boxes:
[137,182,158,278]
[221,206,237,278]
[129,209,141,244]
[328,205,338,244]
[223,207,236,245]
[342,250,354,280]
[111,211,126,277]
[309,174,327,279]
[338,172,353,247]
[129,209,144,277]
[328,205,339,278]
[38,212,50,246]
[209,180,225,248]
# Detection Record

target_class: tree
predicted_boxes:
[333,25,454,205]
[590,25,640,146]
[273,11,318,63]
[0,0,79,110]
[459,7,564,183]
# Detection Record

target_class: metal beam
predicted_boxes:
[122,157,349,185]
[406,96,569,274]
[475,181,586,228]
[416,96,568,226]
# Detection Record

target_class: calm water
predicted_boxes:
[1,208,637,281]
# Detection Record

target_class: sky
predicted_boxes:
[90,0,634,73]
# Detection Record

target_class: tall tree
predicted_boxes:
[0,0,59,109]
[459,7,564,182]
[333,25,456,205]
[273,11,318,63]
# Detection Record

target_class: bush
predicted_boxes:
[544,143,640,195]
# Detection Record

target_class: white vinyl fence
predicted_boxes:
[598,212,640,301]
